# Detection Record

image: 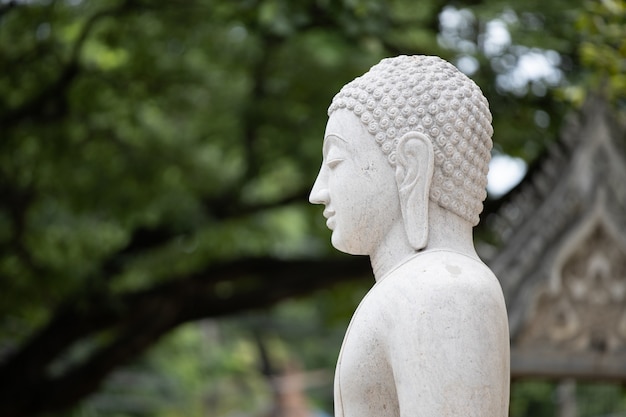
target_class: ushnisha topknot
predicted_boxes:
[328,55,493,226]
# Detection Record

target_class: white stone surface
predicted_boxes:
[309,55,510,417]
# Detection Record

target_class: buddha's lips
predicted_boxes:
[323,209,336,229]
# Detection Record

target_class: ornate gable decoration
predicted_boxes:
[517,201,626,353]
[485,98,626,379]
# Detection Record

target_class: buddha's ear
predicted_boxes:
[394,132,434,250]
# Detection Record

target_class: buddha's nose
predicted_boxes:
[309,172,329,205]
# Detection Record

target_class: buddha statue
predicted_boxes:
[309,55,510,417]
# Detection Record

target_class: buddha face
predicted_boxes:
[309,109,403,256]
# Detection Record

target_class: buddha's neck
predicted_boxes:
[426,203,479,259]
[369,220,415,282]
[370,203,478,282]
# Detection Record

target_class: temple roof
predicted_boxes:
[483,98,626,379]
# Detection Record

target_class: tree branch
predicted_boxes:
[0,2,135,128]
[0,255,370,417]
[98,187,311,280]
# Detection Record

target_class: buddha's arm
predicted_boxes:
[385,275,510,417]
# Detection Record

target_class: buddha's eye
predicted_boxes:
[326,158,344,169]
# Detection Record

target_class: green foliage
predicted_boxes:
[570,0,626,107]
[510,380,557,417]
[510,380,626,417]
[576,382,626,417]
[65,322,272,417]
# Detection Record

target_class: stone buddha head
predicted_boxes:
[310,55,493,257]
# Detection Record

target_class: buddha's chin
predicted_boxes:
[331,231,367,256]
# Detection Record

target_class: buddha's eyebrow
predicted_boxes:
[322,134,348,156]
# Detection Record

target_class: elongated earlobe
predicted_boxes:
[395,132,434,250]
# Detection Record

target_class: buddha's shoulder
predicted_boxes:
[350,250,507,345]
[364,250,504,313]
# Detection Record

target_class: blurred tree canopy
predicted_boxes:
[0,0,623,416]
